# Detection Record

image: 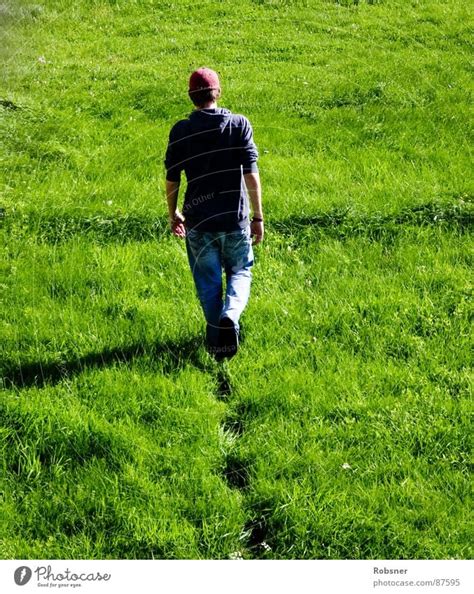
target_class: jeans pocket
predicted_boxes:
[224,228,253,271]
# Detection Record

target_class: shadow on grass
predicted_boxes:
[1,336,206,390]
[216,367,233,399]
[223,453,251,490]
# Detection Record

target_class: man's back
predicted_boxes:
[165,107,258,231]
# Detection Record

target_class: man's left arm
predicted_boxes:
[240,117,263,244]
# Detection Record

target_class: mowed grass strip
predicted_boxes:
[1,194,472,245]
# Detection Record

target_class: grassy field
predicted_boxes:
[1,0,472,559]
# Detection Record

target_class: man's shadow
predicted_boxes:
[1,336,207,390]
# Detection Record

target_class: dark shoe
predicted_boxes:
[216,316,239,360]
[205,323,218,354]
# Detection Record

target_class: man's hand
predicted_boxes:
[170,212,186,238]
[250,219,264,245]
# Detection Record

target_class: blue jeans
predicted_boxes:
[185,227,254,347]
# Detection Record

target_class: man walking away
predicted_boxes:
[164,67,263,360]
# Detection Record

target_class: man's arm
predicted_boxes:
[166,179,185,238]
[244,171,264,245]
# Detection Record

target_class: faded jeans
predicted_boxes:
[185,226,254,347]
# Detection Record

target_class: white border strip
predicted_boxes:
[1,560,472,594]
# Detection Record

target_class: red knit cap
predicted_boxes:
[189,67,220,92]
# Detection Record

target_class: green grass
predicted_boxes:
[1,0,472,559]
